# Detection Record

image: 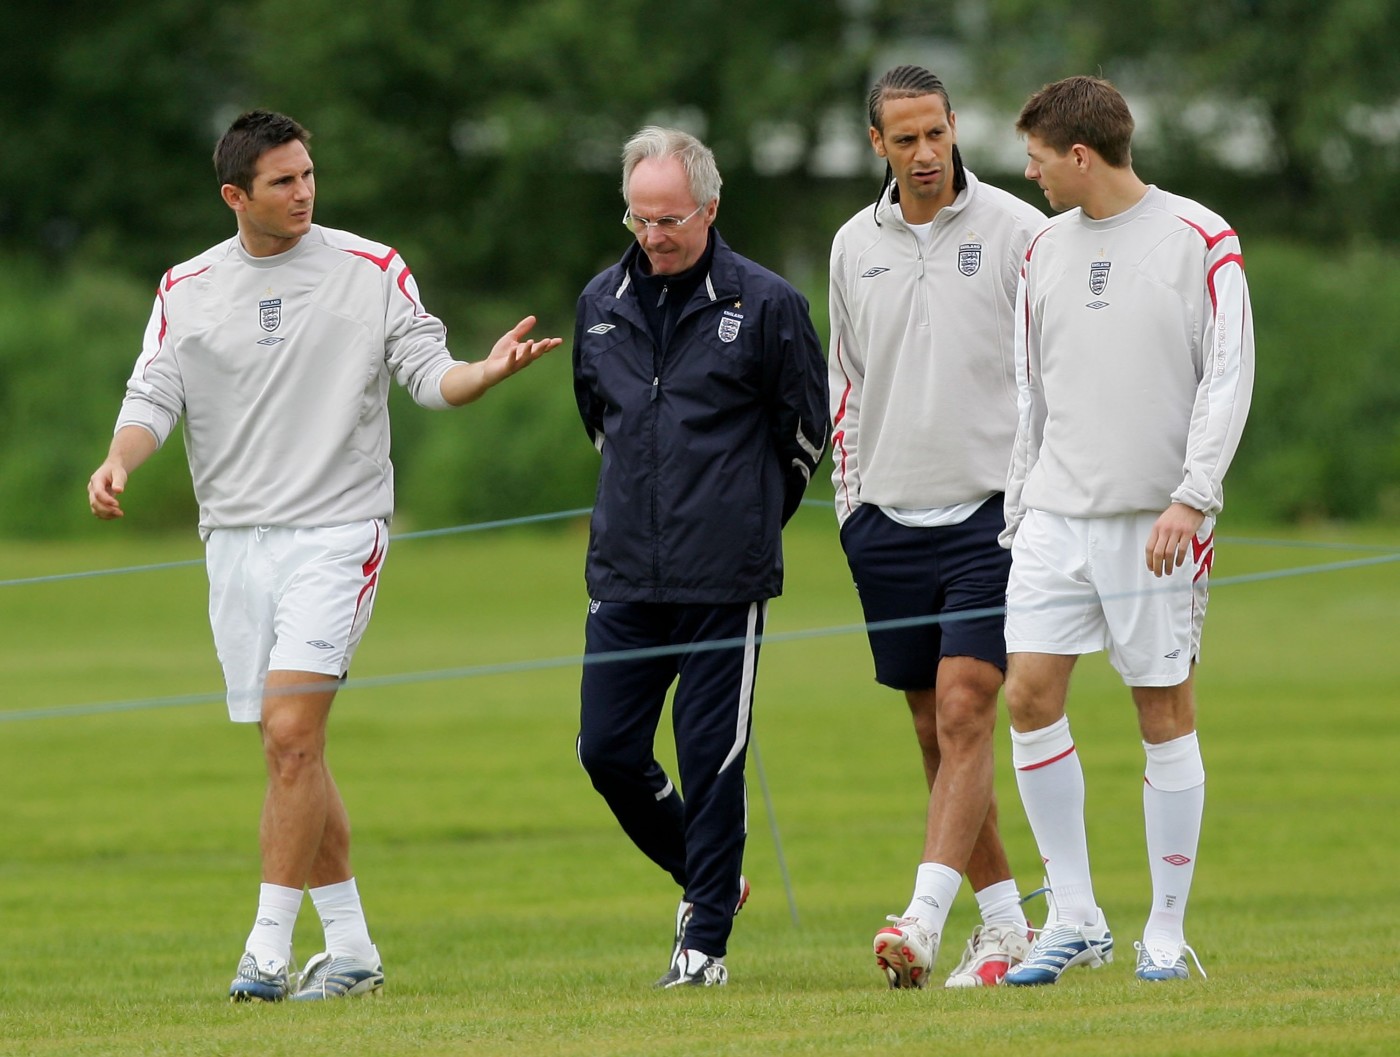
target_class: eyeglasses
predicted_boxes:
[622,202,707,235]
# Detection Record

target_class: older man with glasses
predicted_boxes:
[572,126,828,988]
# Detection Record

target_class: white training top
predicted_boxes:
[115,225,458,536]
[828,170,1046,528]
[1002,186,1255,544]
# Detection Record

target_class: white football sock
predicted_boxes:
[974,879,1025,930]
[309,877,376,961]
[902,861,961,934]
[244,882,302,967]
[1011,717,1098,928]
[1142,732,1205,951]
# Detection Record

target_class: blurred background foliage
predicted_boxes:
[1,0,1396,536]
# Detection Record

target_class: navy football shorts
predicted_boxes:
[839,496,1010,690]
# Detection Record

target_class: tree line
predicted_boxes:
[1,0,1396,535]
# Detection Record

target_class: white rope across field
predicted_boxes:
[0,501,1395,726]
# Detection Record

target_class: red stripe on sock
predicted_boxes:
[1017,744,1076,771]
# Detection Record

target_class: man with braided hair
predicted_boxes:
[828,65,1046,988]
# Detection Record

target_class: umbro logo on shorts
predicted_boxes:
[306,640,335,650]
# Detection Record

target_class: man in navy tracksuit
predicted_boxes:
[573,126,828,988]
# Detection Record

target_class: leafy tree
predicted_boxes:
[1,1,871,291]
[0,1,872,533]
[0,1,239,276]
[4,1,1398,534]
[962,0,1400,242]
[231,0,866,304]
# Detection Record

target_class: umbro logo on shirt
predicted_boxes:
[257,336,285,345]
[860,267,890,278]
[587,323,617,335]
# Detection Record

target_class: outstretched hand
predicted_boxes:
[482,315,562,387]
[438,316,563,406]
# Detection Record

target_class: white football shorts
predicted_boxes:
[1005,508,1213,686]
[205,519,388,722]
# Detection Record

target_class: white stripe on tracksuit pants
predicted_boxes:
[576,599,763,958]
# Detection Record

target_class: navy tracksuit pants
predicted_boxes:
[577,599,765,958]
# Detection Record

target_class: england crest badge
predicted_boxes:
[958,243,982,276]
[259,298,282,332]
[1088,260,1112,296]
[718,309,744,344]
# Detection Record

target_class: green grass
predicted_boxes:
[1,514,1398,1056]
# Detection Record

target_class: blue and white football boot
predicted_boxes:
[229,951,293,1002]
[291,946,384,1000]
[1133,939,1206,982]
[1003,907,1114,986]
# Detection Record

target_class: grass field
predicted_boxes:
[1,512,1397,1056]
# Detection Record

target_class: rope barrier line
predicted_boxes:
[2,549,1395,727]
[2,501,1395,590]
[0,508,595,589]
[0,557,205,587]
[1217,537,1400,553]
[395,508,593,540]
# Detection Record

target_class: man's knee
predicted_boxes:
[934,658,1001,744]
[935,688,998,754]
[1132,678,1196,742]
[260,710,328,778]
[1002,670,1034,720]
[576,730,646,785]
[1004,653,1073,730]
[259,673,336,757]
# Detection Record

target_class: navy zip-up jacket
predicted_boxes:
[573,232,829,604]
